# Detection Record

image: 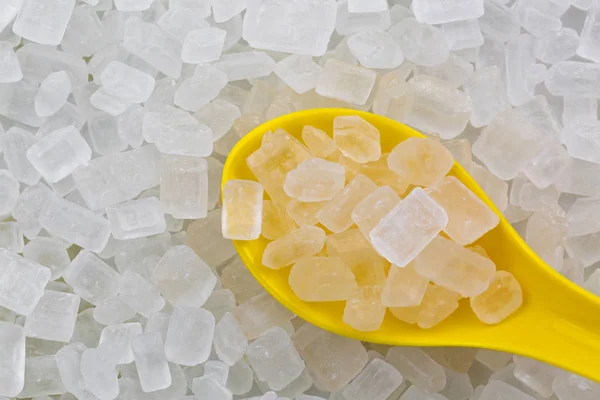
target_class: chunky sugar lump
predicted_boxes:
[0,0,594,396]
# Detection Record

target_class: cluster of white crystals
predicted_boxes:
[0,0,598,399]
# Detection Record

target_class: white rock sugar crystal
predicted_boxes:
[13,0,75,45]
[0,321,25,397]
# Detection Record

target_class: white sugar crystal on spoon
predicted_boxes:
[13,0,74,45]
[370,188,448,267]
[0,321,25,397]
[0,41,23,83]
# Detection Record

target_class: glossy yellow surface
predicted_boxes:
[222,108,600,381]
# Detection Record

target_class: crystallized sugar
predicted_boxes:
[0,0,595,397]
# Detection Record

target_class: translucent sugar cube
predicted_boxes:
[26,126,91,183]
[123,17,182,78]
[93,296,136,326]
[182,28,226,64]
[13,0,74,45]
[55,343,97,400]
[220,258,264,304]
[232,292,295,340]
[213,51,276,82]
[301,126,335,158]
[412,0,483,24]
[212,0,246,22]
[526,205,567,270]
[0,0,22,33]
[318,174,378,233]
[0,170,19,215]
[348,0,388,12]
[262,226,326,269]
[417,53,474,87]
[513,356,558,398]
[405,76,471,139]
[289,257,357,302]
[132,333,172,392]
[34,71,71,117]
[0,222,23,253]
[204,289,236,322]
[119,271,165,318]
[214,312,248,366]
[186,209,237,267]
[333,116,381,164]
[414,235,496,297]
[114,0,153,11]
[347,30,404,69]
[174,65,228,112]
[65,250,121,305]
[11,184,52,239]
[222,179,263,240]
[325,228,384,269]
[24,290,80,342]
[157,7,210,41]
[0,249,51,315]
[426,177,499,245]
[274,55,323,95]
[372,70,415,123]
[553,373,600,400]
[243,0,337,56]
[567,198,600,237]
[0,321,25,397]
[316,60,376,106]
[194,99,241,142]
[39,196,111,252]
[247,128,313,206]
[246,327,305,391]
[505,34,537,106]
[389,18,449,67]
[443,19,484,51]
[351,186,401,238]
[204,360,230,386]
[18,355,65,397]
[562,121,600,164]
[160,154,208,219]
[545,61,600,98]
[387,347,446,393]
[285,200,325,227]
[521,7,562,37]
[370,188,448,267]
[80,348,119,399]
[480,380,536,400]
[284,159,345,202]
[0,41,23,83]
[3,127,41,185]
[100,61,155,103]
[464,66,509,128]
[382,263,429,307]
[388,137,454,187]
[106,197,166,240]
[262,200,298,240]
[152,245,217,307]
[473,109,543,180]
[165,306,215,366]
[336,1,392,35]
[536,28,579,64]
[342,358,403,400]
[479,0,520,43]
[343,285,386,332]
[98,322,143,364]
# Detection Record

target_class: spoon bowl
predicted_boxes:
[222,108,600,382]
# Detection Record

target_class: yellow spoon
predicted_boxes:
[222,108,600,382]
